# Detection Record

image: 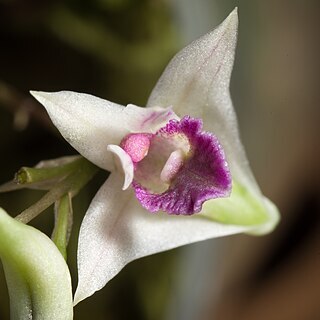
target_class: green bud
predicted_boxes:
[0,208,73,320]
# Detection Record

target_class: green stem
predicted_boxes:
[15,157,83,184]
[15,182,69,224]
[15,158,99,224]
[51,193,72,260]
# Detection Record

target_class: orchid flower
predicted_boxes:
[30,8,279,304]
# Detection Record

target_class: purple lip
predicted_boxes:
[131,116,232,215]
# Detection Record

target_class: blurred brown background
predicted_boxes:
[0,0,319,319]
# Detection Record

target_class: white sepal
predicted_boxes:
[74,179,253,304]
[31,91,174,171]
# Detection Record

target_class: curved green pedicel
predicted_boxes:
[201,181,270,226]
[0,208,73,320]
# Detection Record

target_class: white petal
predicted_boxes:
[146,9,279,229]
[74,175,254,304]
[107,145,134,190]
[147,9,256,192]
[74,173,132,304]
[30,91,174,171]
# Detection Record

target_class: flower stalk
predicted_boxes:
[13,157,98,224]
[51,193,73,260]
[15,157,83,185]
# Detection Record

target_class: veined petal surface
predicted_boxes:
[31,91,175,171]
[147,8,279,228]
[147,8,254,192]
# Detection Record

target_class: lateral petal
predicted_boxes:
[30,91,175,171]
